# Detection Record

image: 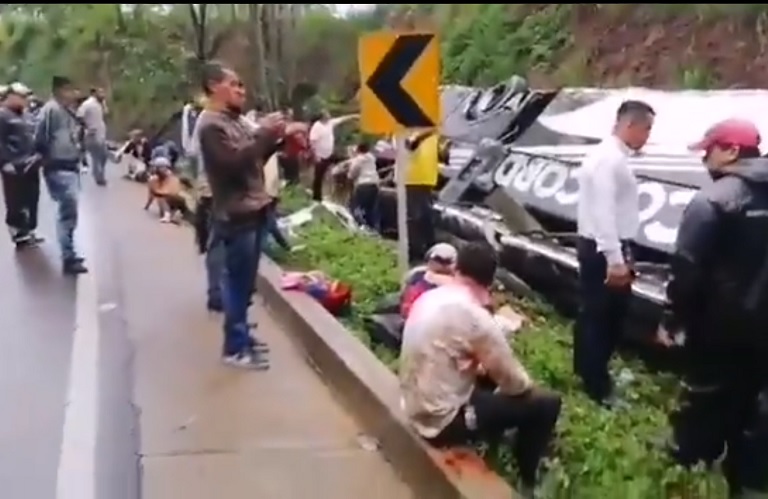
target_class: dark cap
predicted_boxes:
[689,119,761,151]
[51,75,73,91]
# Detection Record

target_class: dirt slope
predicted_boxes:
[558,5,768,88]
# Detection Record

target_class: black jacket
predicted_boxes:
[662,158,768,347]
[0,106,38,174]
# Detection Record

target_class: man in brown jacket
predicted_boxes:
[197,61,285,370]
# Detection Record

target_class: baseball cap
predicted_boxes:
[7,82,31,96]
[689,119,761,151]
[426,243,457,265]
[150,156,171,168]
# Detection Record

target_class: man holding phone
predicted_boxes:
[574,100,655,405]
[197,61,289,370]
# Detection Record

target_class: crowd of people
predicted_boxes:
[3,62,767,497]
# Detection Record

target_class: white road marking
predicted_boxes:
[55,192,100,499]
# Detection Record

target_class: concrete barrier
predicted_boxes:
[258,257,517,499]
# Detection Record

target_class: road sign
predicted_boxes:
[358,31,440,134]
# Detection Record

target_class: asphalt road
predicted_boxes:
[0,172,139,499]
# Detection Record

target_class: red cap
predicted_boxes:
[689,119,761,151]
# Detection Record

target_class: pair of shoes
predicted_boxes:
[63,257,88,275]
[222,347,269,370]
[14,233,43,249]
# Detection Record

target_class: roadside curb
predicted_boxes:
[258,257,517,499]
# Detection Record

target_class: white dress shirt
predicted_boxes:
[576,135,639,265]
[309,120,334,160]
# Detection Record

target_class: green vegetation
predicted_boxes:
[441,5,571,86]
[3,3,766,140]
[271,196,727,497]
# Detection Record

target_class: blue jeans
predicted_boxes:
[263,205,290,251]
[86,141,108,184]
[219,219,267,356]
[205,223,224,307]
[44,169,81,262]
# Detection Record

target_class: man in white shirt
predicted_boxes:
[77,87,109,186]
[400,242,561,494]
[309,110,335,201]
[574,100,655,405]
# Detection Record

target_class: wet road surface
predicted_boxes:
[0,168,412,499]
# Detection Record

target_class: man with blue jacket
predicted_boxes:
[35,76,87,275]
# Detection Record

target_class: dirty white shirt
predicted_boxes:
[577,135,639,265]
[399,284,532,439]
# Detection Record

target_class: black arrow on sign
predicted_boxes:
[366,34,434,128]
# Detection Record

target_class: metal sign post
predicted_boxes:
[394,134,410,273]
[358,30,441,274]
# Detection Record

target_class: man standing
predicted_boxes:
[309,109,335,202]
[405,130,440,262]
[77,87,109,186]
[574,100,654,405]
[197,62,285,370]
[35,76,87,275]
[0,82,44,249]
[660,120,768,498]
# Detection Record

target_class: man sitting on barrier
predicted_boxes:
[400,242,457,319]
[399,241,561,496]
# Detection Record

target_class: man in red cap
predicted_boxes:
[659,119,768,497]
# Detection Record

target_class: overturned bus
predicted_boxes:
[367,78,762,348]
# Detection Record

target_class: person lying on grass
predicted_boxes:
[144,156,190,224]
[399,241,561,498]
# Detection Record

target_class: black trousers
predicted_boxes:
[429,383,561,486]
[670,342,768,494]
[573,237,632,402]
[1,170,40,239]
[405,185,435,262]
[312,158,333,202]
[280,155,300,185]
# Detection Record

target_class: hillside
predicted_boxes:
[395,4,768,89]
[1,4,765,135]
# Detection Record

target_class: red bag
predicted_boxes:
[319,280,352,315]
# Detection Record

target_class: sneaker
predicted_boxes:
[222,349,269,370]
[13,234,36,249]
[63,258,88,275]
[160,214,171,223]
[29,234,44,245]
[207,300,223,313]
[248,336,269,352]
